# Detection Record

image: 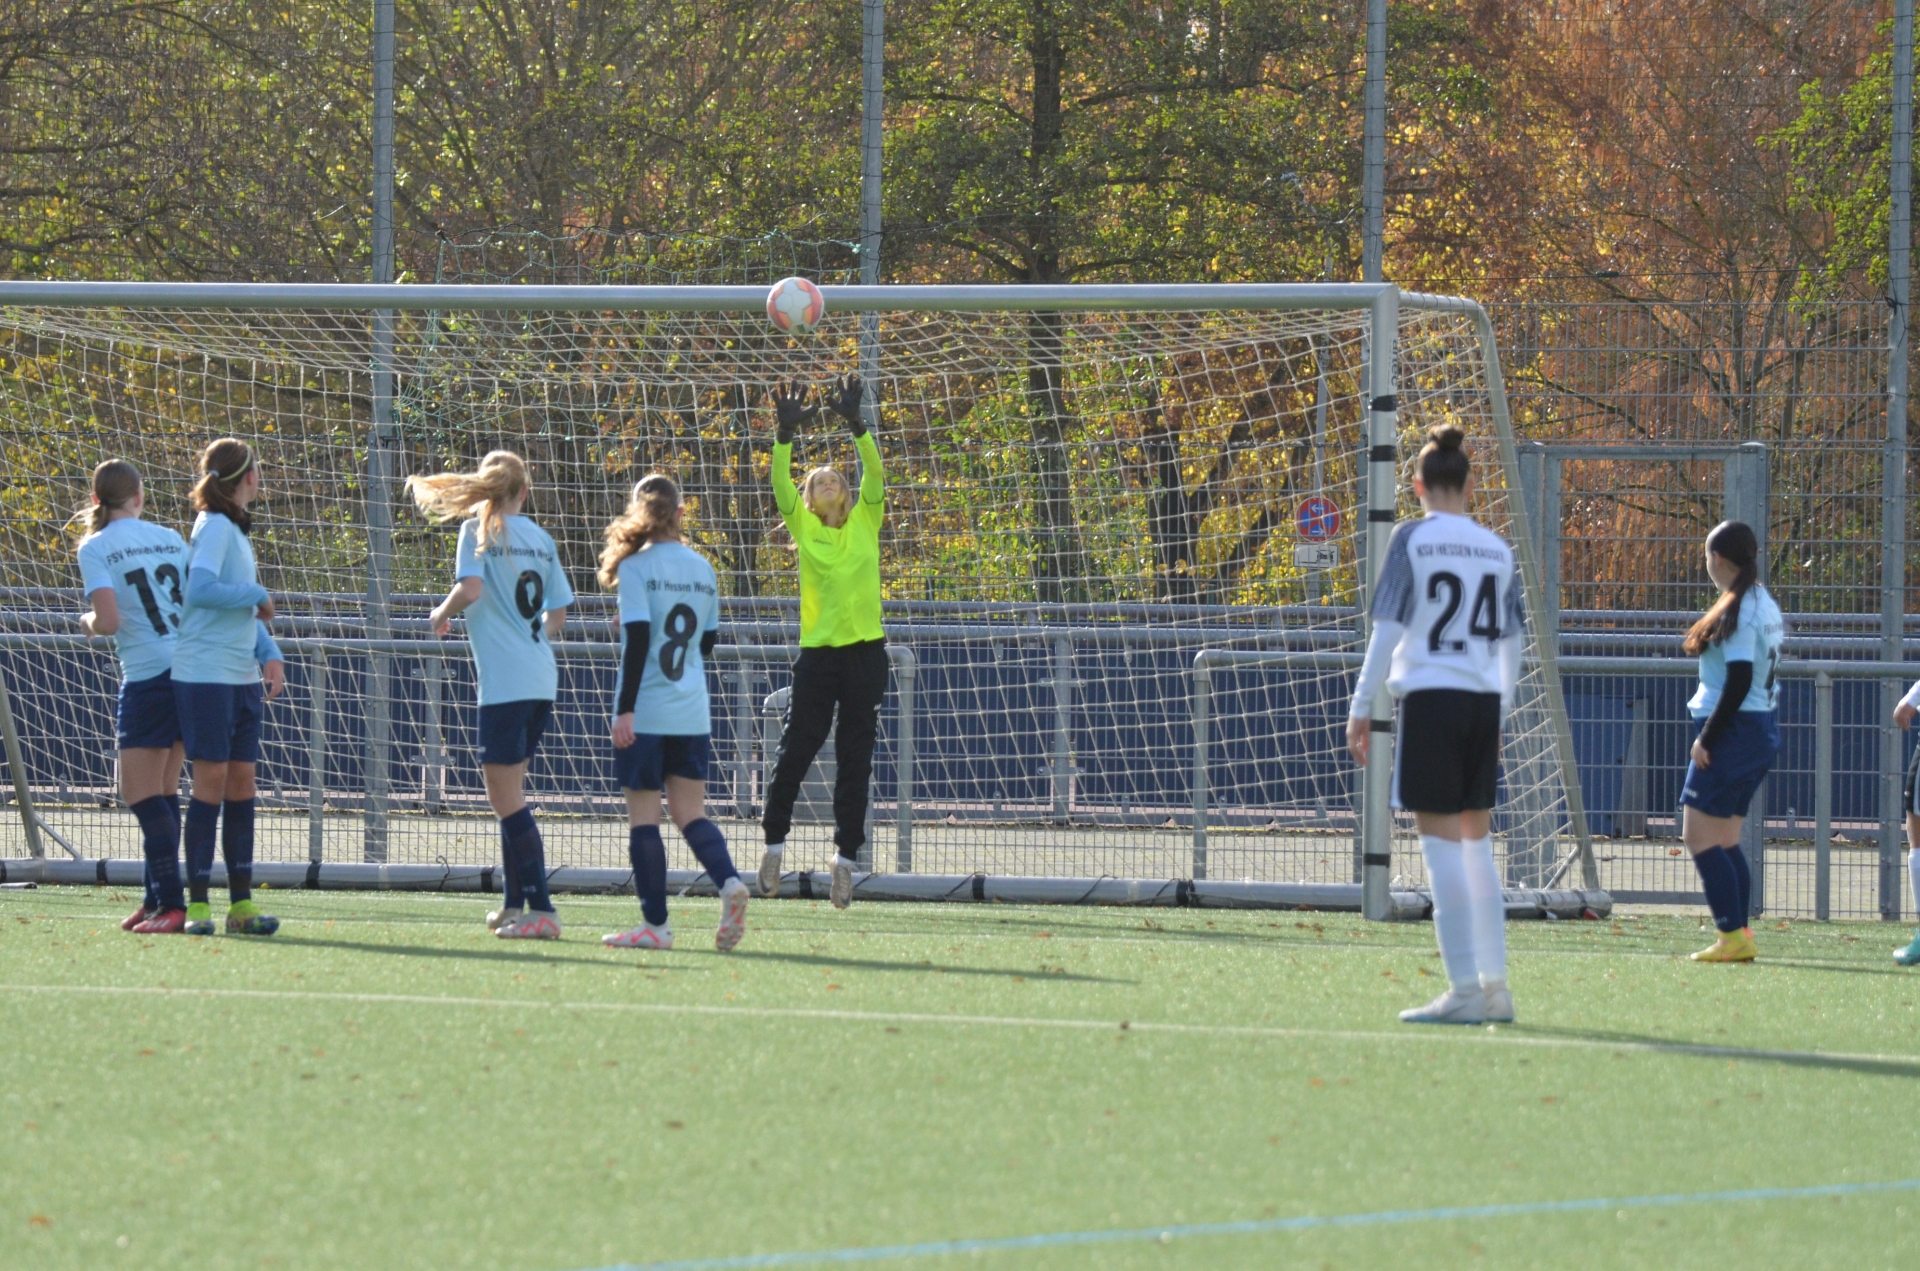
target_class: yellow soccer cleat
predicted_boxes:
[1691,928,1757,962]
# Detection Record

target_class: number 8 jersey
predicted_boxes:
[614,541,721,735]
[455,515,575,706]
[1369,511,1527,700]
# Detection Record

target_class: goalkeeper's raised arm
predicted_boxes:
[759,375,889,910]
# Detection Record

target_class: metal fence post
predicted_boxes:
[422,653,444,816]
[1362,289,1399,920]
[1191,650,1210,882]
[1051,634,1073,823]
[893,647,914,873]
[734,664,754,820]
[1815,670,1833,921]
[308,649,329,864]
[1742,777,1767,918]
[0,661,45,859]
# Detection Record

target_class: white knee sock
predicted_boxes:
[1463,835,1508,988]
[1421,835,1478,991]
[1908,848,1920,920]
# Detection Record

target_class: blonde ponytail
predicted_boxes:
[598,474,683,587]
[405,450,529,550]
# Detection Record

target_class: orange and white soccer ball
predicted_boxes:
[765,276,826,333]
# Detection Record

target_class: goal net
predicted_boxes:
[0,282,1590,904]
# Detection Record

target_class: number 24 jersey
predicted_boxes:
[615,541,720,735]
[454,515,576,706]
[1370,511,1526,699]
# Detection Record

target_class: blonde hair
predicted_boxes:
[191,437,256,534]
[405,450,529,550]
[598,473,683,587]
[801,466,851,520]
[71,459,143,538]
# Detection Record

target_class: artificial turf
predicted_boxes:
[3,886,1918,1271]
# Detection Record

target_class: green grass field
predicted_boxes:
[4,887,1919,1271]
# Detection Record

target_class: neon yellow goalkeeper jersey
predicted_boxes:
[772,432,885,647]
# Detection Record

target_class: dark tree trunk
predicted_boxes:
[1140,375,1204,603]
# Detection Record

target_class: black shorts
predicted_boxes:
[1392,689,1502,815]
[478,699,553,767]
[1906,735,1920,818]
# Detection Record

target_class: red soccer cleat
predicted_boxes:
[132,908,188,935]
[122,905,155,932]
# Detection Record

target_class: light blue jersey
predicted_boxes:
[455,515,575,706]
[1689,585,1786,716]
[614,541,721,735]
[77,517,187,684]
[174,512,268,686]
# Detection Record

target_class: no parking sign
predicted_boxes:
[1295,496,1341,542]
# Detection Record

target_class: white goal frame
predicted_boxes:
[0,280,1596,917]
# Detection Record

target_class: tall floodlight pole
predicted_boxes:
[1361,0,1387,284]
[859,0,884,433]
[1883,0,1913,921]
[364,0,397,862]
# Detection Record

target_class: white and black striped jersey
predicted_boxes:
[1362,511,1527,702]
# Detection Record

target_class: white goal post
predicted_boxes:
[0,280,1597,916]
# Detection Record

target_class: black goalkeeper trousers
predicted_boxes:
[762,640,890,856]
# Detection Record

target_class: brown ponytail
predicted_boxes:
[1682,520,1760,655]
[71,459,142,537]
[191,438,255,534]
[1416,424,1470,493]
[598,474,683,587]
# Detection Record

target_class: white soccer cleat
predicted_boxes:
[485,906,522,931]
[496,909,561,940]
[716,877,750,952]
[1399,986,1488,1025]
[1481,982,1515,1023]
[757,849,783,898]
[603,923,673,950]
[828,854,855,909]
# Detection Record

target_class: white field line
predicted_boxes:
[0,981,1913,1069]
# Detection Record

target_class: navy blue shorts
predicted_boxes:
[174,680,264,764]
[479,699,552,767]
[1680,711,1779,819]
[612,733,712,791]
[117,671,181,751]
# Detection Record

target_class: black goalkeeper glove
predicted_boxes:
[772,380,819,445]
[826,374,869,438]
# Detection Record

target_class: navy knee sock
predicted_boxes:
[1726,844,1752,927]
[221,798,256,903]
[130,795,184,911]
[682,818,739,887]
[1691,847,1744,933]
[184,798,220,905]
[497,819,525,910]
[502,807,551,912]
[629,825,668,928]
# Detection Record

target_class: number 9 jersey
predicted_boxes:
[454,515,575,706]
[1370,511,1526,700]
[77,517,188,684]
[614,541,721,735]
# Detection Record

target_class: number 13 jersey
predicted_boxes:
[77,517,188,684]
[614,541,721,735]
[455,515,575,706]
[1370,511,1527,699]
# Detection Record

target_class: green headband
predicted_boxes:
[215,451,253,483]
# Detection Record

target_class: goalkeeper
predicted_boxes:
[757,375,888,909]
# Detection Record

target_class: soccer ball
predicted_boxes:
[766,276,826,333]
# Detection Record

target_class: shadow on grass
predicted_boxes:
[267,934,711,974]
[719,947,1132,984]
[1511,1023,1920,1079]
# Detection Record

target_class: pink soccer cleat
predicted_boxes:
[495,910,561,940]
[602,923,673,950]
